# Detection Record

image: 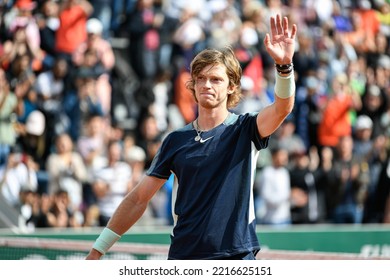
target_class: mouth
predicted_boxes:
[199,92,214,98]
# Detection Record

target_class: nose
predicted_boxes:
[202,79,212,88]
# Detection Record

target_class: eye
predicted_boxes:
[196,76,206,83]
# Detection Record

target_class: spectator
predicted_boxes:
[270,115,306,163]
[55,0,93,62]
[110,0,137,36]
[91,140,133,226]
[46,133,88,224]
[375,0,390,37]
[328,135,370,224]
[0,68,24,166]
[372,156,390,223]
[358,84,387,139]
[135,113,164,168]
[171,6,205,69]
[5,52,36,100]
[355,0,381,40]
[72,17,115,115]
[173,57,197,124]
[89,0,112,39]
[346,58,367,98]
[16,109,49,194]
[331,1,353,33]
[257,146,291,226]
[362,132,388,223]
[289,147,328,224]
[149,68,173,132]
[234,21,264,95]
[46,189,82,227]
[36,0,60,59]
[76,114,108,174]
[318,73,362,149]
[124,0,165,83]
[35,58,68,111]
[0,146,38,209]
[353,115,374,159]
[294,74,324,151]
[63,67,104,141]
[7,0,45,71]
[231,75,270,115]
[292,28,319,87]
[124,132,146,187]
[27,190,81,228]
[34,57,69,142]
[206,0,241,49]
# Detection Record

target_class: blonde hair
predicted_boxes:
[186,46,242,109]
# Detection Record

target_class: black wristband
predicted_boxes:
[275,63,294,74]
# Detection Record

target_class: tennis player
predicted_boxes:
[86,14,297,260]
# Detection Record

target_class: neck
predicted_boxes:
[196,108,230,131]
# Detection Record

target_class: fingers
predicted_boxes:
[263,33,270,47]
[270,16,276,39]
[282,16,289,36]
[290,24,298,39]
[276,14,283,35]
[270,14,296,39]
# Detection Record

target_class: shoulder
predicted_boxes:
[227,112,257,122]
[225,112,258,129]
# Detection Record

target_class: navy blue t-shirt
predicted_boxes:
[146,113,269,259]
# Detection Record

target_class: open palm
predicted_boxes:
[264,14,297,65]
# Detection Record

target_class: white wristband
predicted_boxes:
[274,71,295,99]
[92,227,121,255]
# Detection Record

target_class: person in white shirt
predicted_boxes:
[91,140,133,226]
[257,146,291,226]
[0,148,37,208]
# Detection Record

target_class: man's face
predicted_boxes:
[194,64,232,109]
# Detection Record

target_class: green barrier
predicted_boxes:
[256,225,390,257]
[1,224,389,259]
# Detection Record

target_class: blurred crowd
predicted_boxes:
[0,0,389,230]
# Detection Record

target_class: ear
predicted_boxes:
[228,85,236,95]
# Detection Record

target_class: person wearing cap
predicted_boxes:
[353,114,388,223]
[358,84,387,139]
[15,109,51,195]
[353,115,374,160]
[24,110,46,137]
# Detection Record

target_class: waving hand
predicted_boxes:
[264,14,297,65]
